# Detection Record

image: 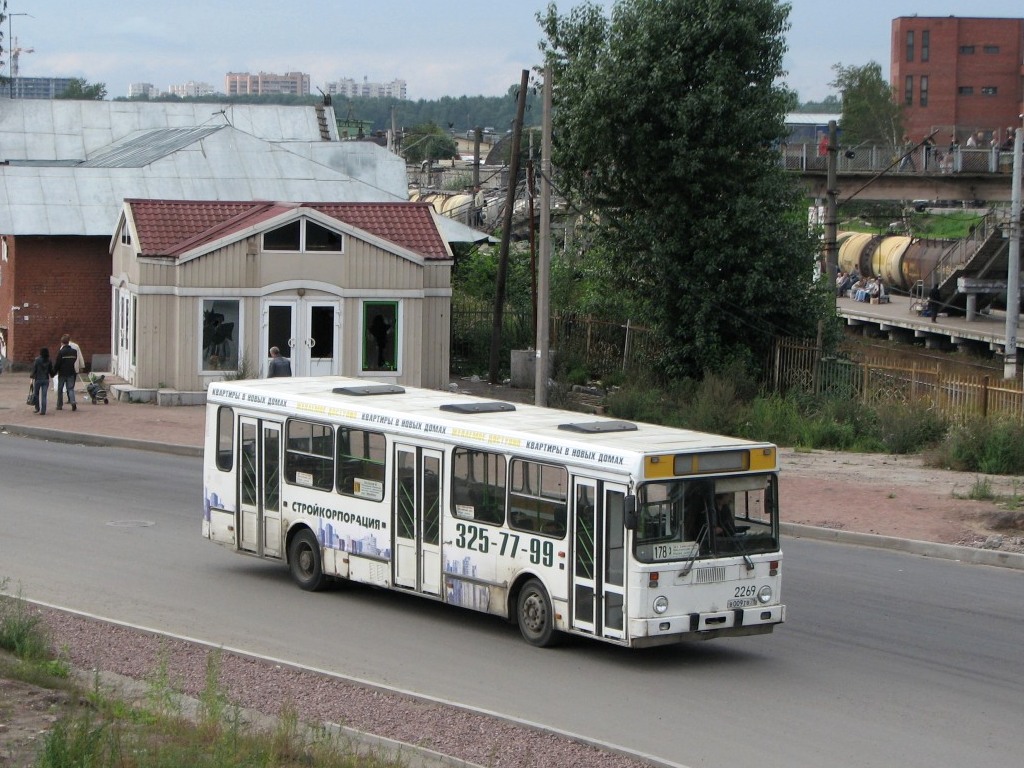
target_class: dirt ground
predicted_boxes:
[3,446,1023,765]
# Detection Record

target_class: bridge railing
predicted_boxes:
[781,143,1012,175]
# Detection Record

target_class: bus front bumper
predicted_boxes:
[628,604,786,647]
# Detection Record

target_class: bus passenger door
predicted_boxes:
[571,479,627,640]
[238,417,283,559]
[393,444,443,596]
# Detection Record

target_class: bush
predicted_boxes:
[929,417,1024,474]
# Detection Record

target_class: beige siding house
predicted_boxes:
[112,200,453,395]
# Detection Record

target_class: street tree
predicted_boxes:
[400,121,458,165]
[830,62,903,147]
[539,0,830,379]
[57,78,108,100]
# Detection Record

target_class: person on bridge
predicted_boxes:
[928,286,942,322]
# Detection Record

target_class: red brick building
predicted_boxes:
[891,16,1024,145]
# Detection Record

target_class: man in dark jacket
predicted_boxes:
[54,334,79,411]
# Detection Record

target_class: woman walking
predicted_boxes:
[30,347,53,415]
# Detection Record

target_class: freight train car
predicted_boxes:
[837,232,953,293]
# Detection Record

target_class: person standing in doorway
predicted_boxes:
[30,348,53,415]
[267,346,292,377]
[54,335,79,411]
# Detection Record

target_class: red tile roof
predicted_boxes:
[126,199,452,260]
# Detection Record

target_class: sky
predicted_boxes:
[7,1,1024,103]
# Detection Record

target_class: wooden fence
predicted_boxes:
[772,337,1024,420]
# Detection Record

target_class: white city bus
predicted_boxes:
[202,377,785,648]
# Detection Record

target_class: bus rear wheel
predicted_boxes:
[289,529,325,591]
[516,579,559,647]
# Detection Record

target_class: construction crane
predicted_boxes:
[10,37,34,78]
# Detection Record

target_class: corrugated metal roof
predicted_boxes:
[80,126,226,167]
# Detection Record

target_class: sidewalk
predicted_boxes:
[0,371,204,455]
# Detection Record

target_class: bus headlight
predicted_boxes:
[757,585,773,604]
[653,596,669,614]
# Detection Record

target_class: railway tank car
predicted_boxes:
[836,232,953,293]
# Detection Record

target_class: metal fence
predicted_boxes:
[780,142,1013,175]
[771,337,1024,420]
[451,301,660,379]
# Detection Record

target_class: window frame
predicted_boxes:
[921,30,930,62]
[262,218,344,254]
[919,75,929,107]
[201,299,241,373]
[360,300,401,374]
[904,76,913,107]
[905,30,914,62]
[216,406,234,471]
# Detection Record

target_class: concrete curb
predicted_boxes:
[0,424,203,458]
[782,522,1024,570]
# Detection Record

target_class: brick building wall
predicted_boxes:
[4,235,111,368]
[892,16,1024,144]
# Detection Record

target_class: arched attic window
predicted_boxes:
[263,219,343,253]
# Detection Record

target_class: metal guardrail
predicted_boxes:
[781,142,1014,175]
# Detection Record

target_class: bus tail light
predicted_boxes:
[769,560,779,576]
[649,572,659,588]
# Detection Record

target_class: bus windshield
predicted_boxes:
[634,474,779,563]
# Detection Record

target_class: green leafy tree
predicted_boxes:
[539,0,829,378]
[830,62,903,147]
[57,78,108,100]
[400,121,458,165]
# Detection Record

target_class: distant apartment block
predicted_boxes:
[128,82,159,99]
[169,81,216,98]
[891,16,1024,145]
[325,77,407,100]
[225,71,311,97]
[8,77,76,99]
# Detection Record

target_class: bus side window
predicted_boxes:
[452,447,506,524]
[284,419,335,491]
[216,406,234,471]
[509,458,567,537]
[336,427,386,501]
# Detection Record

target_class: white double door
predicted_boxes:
[262,298,340,377]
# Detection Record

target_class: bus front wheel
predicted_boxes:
[289,529,325,591]
[516,579,559,647]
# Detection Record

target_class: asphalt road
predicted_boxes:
[2,434,1022,768]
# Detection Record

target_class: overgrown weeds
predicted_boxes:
[0,580,407,768]
[597,367,1024,474]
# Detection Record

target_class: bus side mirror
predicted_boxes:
[624,495,637,530]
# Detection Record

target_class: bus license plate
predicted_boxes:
[728,597,757,609]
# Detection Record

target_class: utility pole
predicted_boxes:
[824,120,839,283]
[1004,126,1022,380]
[472,127,482,188]
[535,64,553,406]
[488,69,529,384]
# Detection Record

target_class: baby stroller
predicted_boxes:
[81,372,109,405]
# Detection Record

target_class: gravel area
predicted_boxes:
[37,607,656,768]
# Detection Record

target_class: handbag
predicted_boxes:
[26,383,37,407]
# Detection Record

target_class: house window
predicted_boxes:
[906,31,914,62]
[921,30,929,62]
[262,219,343,253]
[981,86,998,96]
[362,301,399,372]
[905,76,913,107]
[959,45,975,54]
[920,76,928,107]
[202,299,240,372]
[983,45,999,54]
[959,86,974,96]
